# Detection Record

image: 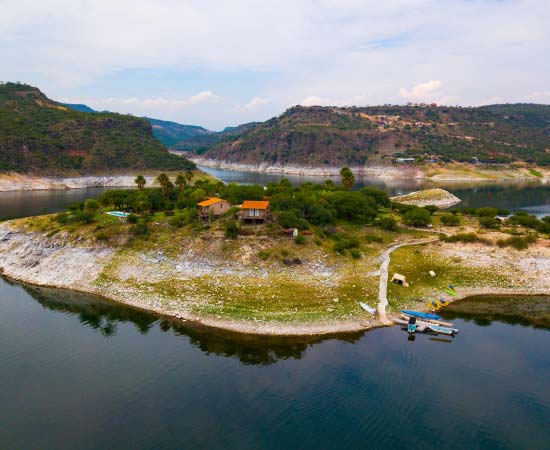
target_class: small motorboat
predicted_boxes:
[359,302,376,315]
[401,314,454,328]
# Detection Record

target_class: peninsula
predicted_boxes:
[1,175,548,335]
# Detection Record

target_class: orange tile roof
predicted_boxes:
[197,197,224,207]
[241,200,269,210]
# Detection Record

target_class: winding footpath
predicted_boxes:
[377,238,439,325]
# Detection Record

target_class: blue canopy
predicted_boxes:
[401,310,441,320]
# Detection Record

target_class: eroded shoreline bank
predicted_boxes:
[1,220,548,336]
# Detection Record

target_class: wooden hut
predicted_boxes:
[197,197,230,220]
[240,200,269,223]
[391,273,409,287]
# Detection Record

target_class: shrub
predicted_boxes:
[402,207,432,227]
[84,198,99,212]
[224,220,239,239]
[378,216,398,231]
[333,237,359,254]
[440,214,460,226]
[257,250,270,260]
[360,187,391,207]
[391,202,415,213]
[497,234,537,250]
[168,214,186,228]
[127,214,139,224]
[440,233,491,245]
[74,210,95,224]
[476,207,498,218]
[350,249,362,259]
[95,231,109,241]
[129,221,148,236]
[423,205,438,215]
[478,216,499,229]
[56,212,69,224]
[294,235,306,245]
[328,191,378,223]
[365,234,383,243]
[277,211,309,229]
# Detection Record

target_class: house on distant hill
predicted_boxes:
[240,200,270,223]
[198,197,230,221]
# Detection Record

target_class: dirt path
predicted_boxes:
[377,238,439,325]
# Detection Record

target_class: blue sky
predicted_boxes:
[2,0,549,130]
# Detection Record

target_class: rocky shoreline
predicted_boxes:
[1,220,548,336]
[0,173,161,192]
[192,157,550,183]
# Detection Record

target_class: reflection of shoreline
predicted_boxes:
[8,279,364,365]
[441,294,550,330]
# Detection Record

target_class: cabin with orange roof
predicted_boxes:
[240,200,270,223]
[197,197,230,220]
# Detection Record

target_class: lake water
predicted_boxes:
[0,171,549,449]
[0,280,549,450]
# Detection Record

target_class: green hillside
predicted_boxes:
[202,104,550,166]
[0,83,195,174]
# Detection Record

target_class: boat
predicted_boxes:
[401,310,441,320]
[359,302,376,315]
[395,316,459,336]
[426,300,442,310]
[443,288,457,296]
[401,314,454,328]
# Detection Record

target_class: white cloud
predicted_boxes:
[400,80,443,101]
[525,91,550,103]
[3,0,549,128]
[241,97,271,110]
[190,90,220,104]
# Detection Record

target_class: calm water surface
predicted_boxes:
[0,280,549,450]
[0,172,549,449]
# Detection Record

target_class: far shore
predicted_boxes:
[191,157,550,183]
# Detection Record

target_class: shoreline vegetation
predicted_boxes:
[0,172,548,336]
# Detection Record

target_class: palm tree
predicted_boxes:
[134,175,146,190]
[156,173,172,197]
[340,167,355,191]
[185,169,193,186]
[175,173,186,192]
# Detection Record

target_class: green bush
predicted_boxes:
[423,205,438,215]
[127,214,139,224]
[378,216,398,231]
[497,234,537,250]
[294,235,306,245]
[440,233,491,245]
[129,221,148,236]
[224,220,239,239]
[257,250,270,260]
[277,211,309,229]
[403,207,432,227]
[440,214,460,226]
[56,212,69,224]
[478,216,499,229]
[350,249,362,259]
[365,234,383,243]
[476,207,498,218]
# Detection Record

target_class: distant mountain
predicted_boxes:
[62,102,259,152]
[62,103,97,113]
[201,104,550,167]
[0,83,195,174]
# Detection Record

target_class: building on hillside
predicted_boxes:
[396,157,416,164]
[240,200,270,223]
[197,197,230,220]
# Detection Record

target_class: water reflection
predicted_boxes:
[11,279,363,365]
[441,295,550,329]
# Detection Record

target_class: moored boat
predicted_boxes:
[401,310,441,320]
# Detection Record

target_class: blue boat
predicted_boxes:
[401,310,441,320]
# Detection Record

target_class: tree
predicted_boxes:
[440,214,460,226]
[133,193,152,213]
[403,207,432,227]
[378,216,398,231]
[156,173,172,197]
[185,169,194,186]
[134,175,146,190]
[340,167,355,191]
[423,205,438,215]
[175,173,187,192]
[324,179,335,191]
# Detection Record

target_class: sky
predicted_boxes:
[2,0,549,130]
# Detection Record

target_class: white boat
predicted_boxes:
[359,302,376,315]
